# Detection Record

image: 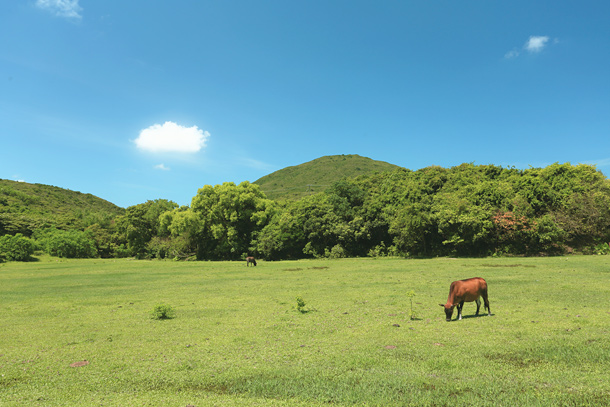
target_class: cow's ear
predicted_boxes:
[439,303,445,307]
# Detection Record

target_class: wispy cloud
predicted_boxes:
[35,0,82,19]
[525,36,550,53]
[135,121,210,154]
[504,49,520,59]
[154,163,171,171]
[239,157,276,172]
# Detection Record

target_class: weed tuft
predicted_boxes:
[151,303,176,320]
[406,290,417,320]
[295,296,315,313]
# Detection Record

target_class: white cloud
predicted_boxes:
[135,121,210,153]
[35,0,82,19]
[505,35,555,59]
[525,36,550,53]
[154,164,170,171]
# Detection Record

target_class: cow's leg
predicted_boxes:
[457,301,464,320]
[475,298,481,315]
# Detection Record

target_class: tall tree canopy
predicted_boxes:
[5,162,610,260]
[166,182,275,260]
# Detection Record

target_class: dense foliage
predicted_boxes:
[159,182,275,260]
[34,229,98,259]
[115,199,178,258]
[353,163,610,257]
[2,163,610,260]
[0,179,125,261]
[0,233,35,261]
[157,163,610,260]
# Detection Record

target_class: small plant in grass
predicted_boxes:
[295,296,314,313]
[151,303,176,320]
[406,290,417,320]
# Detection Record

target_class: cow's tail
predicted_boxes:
[481,285,491,315]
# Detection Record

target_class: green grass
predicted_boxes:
[1,255,609,406]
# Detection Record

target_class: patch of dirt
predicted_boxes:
[69,360,89,368]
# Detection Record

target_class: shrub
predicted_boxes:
[327,244,346,259]
[594,242,610,255]
[151,303,176,320]
[147,237,171,259]
[36,229,97,258]
[0,233,36,261]
[368,241,398,257]
[113,244,131,258]
[147,236,192,260]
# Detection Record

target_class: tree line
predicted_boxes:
[3,163,610,262]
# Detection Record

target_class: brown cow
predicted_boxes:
[246,256,257,266]
[439,277,490,321]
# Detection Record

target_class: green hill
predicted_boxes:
[254,154,401,200]
[0,179,125,236]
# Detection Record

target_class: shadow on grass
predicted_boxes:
[453,313,494,321]
[0,255,40,263]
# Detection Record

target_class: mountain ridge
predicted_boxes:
[253,154,402,200]
[0,178,125,236]
[0,155,400,230]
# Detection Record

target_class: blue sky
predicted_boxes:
[1,1,609,208]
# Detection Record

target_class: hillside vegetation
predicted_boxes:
[3,159,610,261]
[254,154,400,200]
[0,179,124,236]
[151,162,610,261]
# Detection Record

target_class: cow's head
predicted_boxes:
[439,303,454,322]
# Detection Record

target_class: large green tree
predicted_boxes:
[115,199,178,258]
[188,182,275,260]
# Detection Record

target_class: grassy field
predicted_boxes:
[1,255,609,406]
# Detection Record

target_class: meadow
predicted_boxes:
[1,255,609,406]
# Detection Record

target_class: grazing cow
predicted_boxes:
[439,277,490,321]
[246,256,257,266]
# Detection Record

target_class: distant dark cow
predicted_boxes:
[246,256,257,266]
[439,277,490,321]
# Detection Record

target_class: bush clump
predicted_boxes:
[35,229,97,258]
[0,233,36,261]
[151,303,176,320]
